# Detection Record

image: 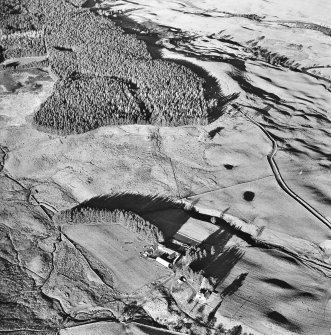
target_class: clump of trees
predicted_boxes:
[175,245,212,285]
[55,206,165,244]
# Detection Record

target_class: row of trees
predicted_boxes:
[183,244,216,269]
[280,21,331,37]
[248,44,301,69]
[56,206,165,244]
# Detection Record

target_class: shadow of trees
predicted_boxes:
[189,227,245,288]
[69,192,190,240]
[208,272,248,322]
[208,126,224,139]
[208,92,240,123]
[229,67,280,102]
[220,272,248,297]
[78,193,184,214]
[202,246,244,288]
[190,228,232,268]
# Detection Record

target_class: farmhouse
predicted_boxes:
[195,288,212,303]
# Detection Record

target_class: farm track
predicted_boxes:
[0,145,8,172]
[169,277,215,331]
[234,105,331,231]
[3,171,54,221]
[184,174,273,199]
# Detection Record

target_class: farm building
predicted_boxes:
[172,233,200,247]
[157,243,178,256]
[195,288,212,303]
[156,256,172,268]
[173,218,219,247]
[154,243,181,268]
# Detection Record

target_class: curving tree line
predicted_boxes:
[55,206,165,244]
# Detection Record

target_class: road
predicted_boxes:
[235,105,331,230]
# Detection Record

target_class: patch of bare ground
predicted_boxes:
[0,67,55,127]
